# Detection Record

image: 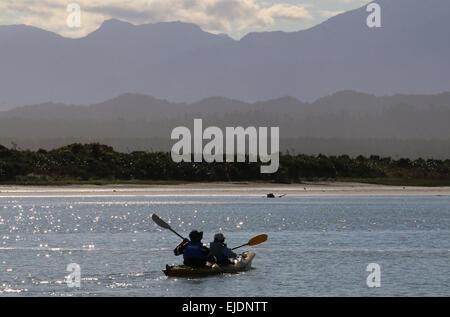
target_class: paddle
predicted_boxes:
[231,234,268,250]
[152,214,267,250]
[152,214,185,240]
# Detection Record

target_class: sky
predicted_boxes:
[0,0,371,39]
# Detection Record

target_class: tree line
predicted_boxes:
[0,143,449,185]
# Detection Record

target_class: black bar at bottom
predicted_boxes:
[0,296,447,315]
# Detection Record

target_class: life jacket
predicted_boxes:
[209,241,228,264]
[183,241,206,260]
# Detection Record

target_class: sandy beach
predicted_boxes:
[0,182,449,197]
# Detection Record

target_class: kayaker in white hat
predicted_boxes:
[208,233,237,265]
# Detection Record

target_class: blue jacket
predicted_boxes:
[183,242,206,260]
[208,241,237,264]
[174,241,208,261]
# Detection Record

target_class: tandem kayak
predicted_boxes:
[163,251,256,277]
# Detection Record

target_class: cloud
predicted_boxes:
[0,0,313,38]
[320,10,345,18]
[263,4,312,21]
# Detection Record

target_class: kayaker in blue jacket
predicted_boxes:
[174,230,209,267]
[208,233,237,265]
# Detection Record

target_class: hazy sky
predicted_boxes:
[0,0,371,39]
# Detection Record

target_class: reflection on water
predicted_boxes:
[0,195,449,296]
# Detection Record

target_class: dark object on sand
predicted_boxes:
[266,193,286,198]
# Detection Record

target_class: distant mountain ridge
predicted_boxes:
[0,0,449,108]
[1,91,450,158]
[1,91,450,146]
[3,90,450,121]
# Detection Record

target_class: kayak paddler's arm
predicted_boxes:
[223,246,237,259]
[174,238,189,256]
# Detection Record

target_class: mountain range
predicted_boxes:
[3,90,450,124]
[1,91,450,158]
[1,0,449,108]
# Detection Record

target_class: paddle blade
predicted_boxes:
[152,214,172,230]
[248,234,268,246]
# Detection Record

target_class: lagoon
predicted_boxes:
[0,195,448,296]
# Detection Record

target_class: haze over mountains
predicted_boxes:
[4,91,450,130]
[1,91,450,158]
[1,0,449,108]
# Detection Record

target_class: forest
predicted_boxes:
[0,143,449,186]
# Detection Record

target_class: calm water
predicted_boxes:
[0,195,448,296]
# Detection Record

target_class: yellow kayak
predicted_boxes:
[163,252,256,277]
